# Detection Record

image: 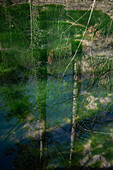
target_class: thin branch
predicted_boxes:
[58,8,91,38]
[62,0,96,78]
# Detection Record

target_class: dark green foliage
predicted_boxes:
[71,40,82,56]
[5,140,49,170]
[0,4,30,32]
[1,81,33,120]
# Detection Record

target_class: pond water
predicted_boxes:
[0,3,113,169]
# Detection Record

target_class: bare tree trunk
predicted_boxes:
[70,62,78,163]
[70,40,82,165]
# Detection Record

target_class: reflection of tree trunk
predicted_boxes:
[70,40,82,165]
[38,80,47,165]
[32,2,47,165]
[70,62,77,163]
[36,55,47,168]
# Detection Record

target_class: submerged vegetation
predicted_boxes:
[0,1,113,169]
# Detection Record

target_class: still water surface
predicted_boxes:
[0,4,113,169]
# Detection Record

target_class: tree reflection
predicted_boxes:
[36,48,47,167]
[1,3,113,169]
[70,40,82,165]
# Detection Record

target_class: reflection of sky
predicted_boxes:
[26,74,73,127]
[0,73,73,168]
[0,65,113,168]
[0,92,27,168]
[46,75,73,128]
[0,108,18,169]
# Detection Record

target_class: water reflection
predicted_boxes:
[0,3,113,169]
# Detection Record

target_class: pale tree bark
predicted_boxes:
[62,0,96,78]
[69,0,98,157]
[70,62,78,163]
[70,40,82,165]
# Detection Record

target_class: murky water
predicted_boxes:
[0,4,113,169]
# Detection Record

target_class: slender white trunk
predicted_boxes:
[70,62,78,163]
